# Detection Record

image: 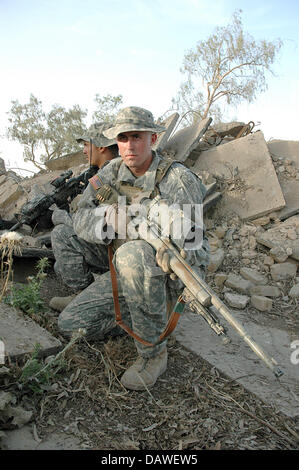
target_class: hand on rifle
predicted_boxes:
[156,241,188,281]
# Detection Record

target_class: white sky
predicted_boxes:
[0,0,298,175]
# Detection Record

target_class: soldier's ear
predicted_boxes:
[151,133,157,145]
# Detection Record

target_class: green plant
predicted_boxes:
[6,257,50,320]
[19,343,67,394]
[19,329,86,394]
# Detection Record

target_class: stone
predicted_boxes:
[44,150,85,171]
[214,273,227,288]
[225,274,253,294]
[207,248,225,273]
[224,292,249,309]
[240,267,267,285]
[270,262,297,281]
[0,303,62,361]
[153,113,180,153]
[0,178,24,211]
[269,247,288,263]
[252,216,270,226]
[192,132,286,221]
[289,284,299,299]
[257,215,299,262]
[250,285,281,298]
[242,250,257,259]
[251,295,273,312]
[163,117,212,163]
[175,313,299,418]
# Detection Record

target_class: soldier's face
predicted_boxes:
[117,131,157,176]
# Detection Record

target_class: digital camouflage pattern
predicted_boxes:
[76,121,116,148]
[51,149,210,357]
[103,106,166,139]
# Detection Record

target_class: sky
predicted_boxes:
[0,0,298,175]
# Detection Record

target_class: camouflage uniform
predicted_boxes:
[57,150,210,358]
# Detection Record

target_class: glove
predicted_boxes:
[156,241,188,280]
[52,207,72,227]
[105,203,130,234]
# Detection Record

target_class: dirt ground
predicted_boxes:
[1,260,298,451]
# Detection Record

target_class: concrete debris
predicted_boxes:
[162,117,212,162]
[1,113,298,420]
[0,303,62,361]
[192,131,286,221]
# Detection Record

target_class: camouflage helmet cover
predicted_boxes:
[76,122,116,148]
[103,106,166,139]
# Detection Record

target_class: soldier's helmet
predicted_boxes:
[103,106,166,139]
[76,122,116,147]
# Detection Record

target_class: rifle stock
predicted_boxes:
[139,218,284,378]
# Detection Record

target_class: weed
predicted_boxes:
[5,257,50,321]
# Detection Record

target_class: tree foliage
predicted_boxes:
[92,93,123,123]
[6,92,123,170]
[172,10,283,124]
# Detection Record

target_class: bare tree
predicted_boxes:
[172,10,283,124]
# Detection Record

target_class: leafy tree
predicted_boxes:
[92,93,123,123]
[172,10,283,125]
[6,94,87,170]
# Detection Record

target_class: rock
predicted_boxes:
[192,132,286,221]
[240,267,267,285]
[250,285,281,298]
[225,274,253,294]
[269,246,288,263]
[214,226,227,239]
[270,263,297,281]
[289,284,299,298]
[207,248,225,273]
[214,273,227,288]
[251,216,270,226]
[251,295,273,312]
[241,250,257,259]
[224,292,249,309]
[263,255,274,266]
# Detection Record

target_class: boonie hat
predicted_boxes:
[76,122,116,147]
[103,106,166,139]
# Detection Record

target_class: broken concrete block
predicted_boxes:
[0,178,24,211]
[289,284,299,298]
[0,303,62,361]
[270,262,297,281]
[269,246,289,263]
[153,113,179,153]
[44,150,85,171]
[214,273,227,288]
[192,131,286,221]
[207,248,225,273]
[239,267,267,285]
[251,295,273,312]
[267,140,299,170]
[224,292,249,309]
[163,117,212,163]
[250,285,281,298]
[256,215,299,261]
[225,274,253,295]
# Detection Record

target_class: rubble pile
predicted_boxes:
[0,117,298,318]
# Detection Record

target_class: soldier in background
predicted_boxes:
[49,123,118,311]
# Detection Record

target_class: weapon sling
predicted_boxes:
[108,244,185,346]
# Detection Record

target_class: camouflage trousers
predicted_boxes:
[51,224,180,357]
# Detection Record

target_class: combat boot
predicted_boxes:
[49,294,76,312]
[120,349,167,391]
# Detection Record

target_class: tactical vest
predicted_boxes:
[89,157,179,250]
